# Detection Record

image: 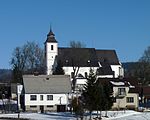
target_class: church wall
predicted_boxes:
[63,66,98,77]
[111,65,124,78]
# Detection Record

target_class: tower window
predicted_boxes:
[51,45,54,50]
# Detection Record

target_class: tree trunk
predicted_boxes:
[89,111,92,120]
[105,110,108,117]
[100,110,102,119]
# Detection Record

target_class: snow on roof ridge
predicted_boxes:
[110,81,125,86]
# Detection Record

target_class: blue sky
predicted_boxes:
[0,0,150,69]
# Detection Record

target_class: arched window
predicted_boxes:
[51,45,54,50]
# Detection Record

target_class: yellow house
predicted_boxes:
[111,81,139,110]
[99,78,139,110]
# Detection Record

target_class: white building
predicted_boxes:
[22,75,71,112]
[45,29,124,79]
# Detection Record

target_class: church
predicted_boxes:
[45,28,124,79]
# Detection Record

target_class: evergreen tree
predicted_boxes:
[12,65,23,84]
[82,69,97,120]
[53,60,65,75]
[102,82,113,117]
[95,82,104,119]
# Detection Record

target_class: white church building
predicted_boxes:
[45,29,124,78]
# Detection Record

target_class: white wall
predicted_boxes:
[46,43,58,75]
[63,65,123,78]
[25,94,68,106]
[111,65,124,78]
[63,67,98,77]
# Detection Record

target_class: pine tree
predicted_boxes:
[53,60,65,75]
[95,82,104,119]
[102,82,113,117]
[82,69,97,120]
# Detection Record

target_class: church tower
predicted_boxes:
[45,28,58,75]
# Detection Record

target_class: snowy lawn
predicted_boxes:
[0,110,148,120]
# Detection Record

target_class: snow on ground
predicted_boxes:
[0,110,149,120]
[0,99,17,105]
[0,112,76,120]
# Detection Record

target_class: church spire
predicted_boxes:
[46,25,57,43]
[47,25,55,37]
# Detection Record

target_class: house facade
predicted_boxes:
[99,78,139,110]
[112,84,139,110]
[22,75,71,112]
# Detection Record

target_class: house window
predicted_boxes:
[118,88,126,95]
[51,45,53,50]
[47,95,53,100]
[127,97,134,103]
[47,105,53,108]
[30,95,37,101]
[40,95,43,101]
[30,105,37,108]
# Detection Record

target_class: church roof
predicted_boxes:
[97,62,114,75]
[96,50,119,65]
[57,47,120,67]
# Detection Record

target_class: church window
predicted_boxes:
[51,45,54,50]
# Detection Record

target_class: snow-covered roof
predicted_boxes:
[110,81,125,86]
[128,82,135,88]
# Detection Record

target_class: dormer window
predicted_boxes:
[51,45,54,50]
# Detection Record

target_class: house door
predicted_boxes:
[57,105,66,112]
[40,106,44,113]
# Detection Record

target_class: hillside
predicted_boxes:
[0,69,12,83]
[122,62,138,71]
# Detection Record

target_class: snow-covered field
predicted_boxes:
[0,110,149,120]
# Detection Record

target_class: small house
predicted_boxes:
[22,75,71,112]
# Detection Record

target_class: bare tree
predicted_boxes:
[127,46,150,85]
[69,40,86,48]
[11,41,45,83]
[68,41,88,91]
